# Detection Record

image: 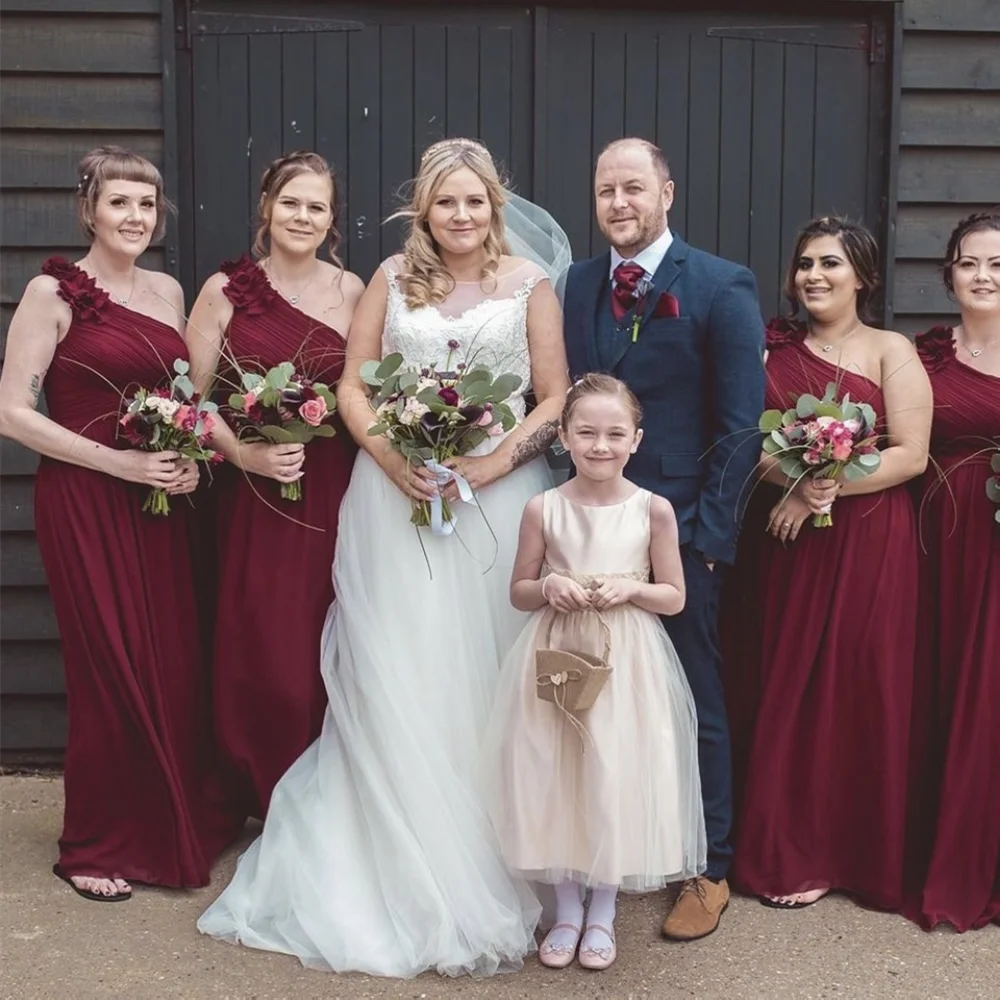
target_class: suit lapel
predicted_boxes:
[578,254,609,373]
[608,237,688,372]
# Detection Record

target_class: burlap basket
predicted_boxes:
[535,609,612,714]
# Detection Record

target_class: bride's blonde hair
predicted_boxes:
[389,138,510,309]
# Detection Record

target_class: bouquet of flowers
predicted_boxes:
[226,361,338,501]
[361,349,520,533]
[988,451,1000,525]
[119,358,223,516]
[759,381,881,527]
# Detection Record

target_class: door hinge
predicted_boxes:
[868,22,887,64]
[175,0,191,52]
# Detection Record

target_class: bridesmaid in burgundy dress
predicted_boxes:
[905,211,1000,932]
[186,152,362,819]
[0,147,241,900]
[723,218,931,911]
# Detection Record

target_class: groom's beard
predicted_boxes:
[600,207,669,260]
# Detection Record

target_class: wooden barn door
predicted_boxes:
[538,9,891,317]
[185,3,533,289]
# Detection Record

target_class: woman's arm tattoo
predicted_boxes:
[509,419,559,471]
[29,370,46,408]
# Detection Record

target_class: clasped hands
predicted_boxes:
[767,476,842,543]
[542,573,635,613]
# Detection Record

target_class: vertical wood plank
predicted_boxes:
[281,33,317,154]
[546,21,593,259]
[347,26,381,281]
[686,32,721,254]
[247,32,284,256]
[315,30,350,234]
[509,13,533,198]
[479,27,513,185]
[191,33,220,284]
[380,24,414,261]
[813,45,869,222]
[445,26,479,139]
[718,38,753,265]
[413,24,447,168]
[216,34,250,265]
[780,43,816,283]
[749,41,786,317]
[655,26,691,240]
[624,33,657,140]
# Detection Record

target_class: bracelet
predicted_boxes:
[540,575,554,602]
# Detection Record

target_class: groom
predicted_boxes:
[563,138,765,940]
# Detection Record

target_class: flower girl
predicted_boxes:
[485,374,706,971]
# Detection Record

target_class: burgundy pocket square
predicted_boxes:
[653,293,681,319]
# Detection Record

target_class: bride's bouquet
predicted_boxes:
[759,381,881,527]
[362,350,520,534]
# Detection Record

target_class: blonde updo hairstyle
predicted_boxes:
[76,145,173,242]
[561,373,643,429]
[390,138,510,309]
[252,150,343,270]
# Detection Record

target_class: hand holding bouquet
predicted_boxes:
[361,349,520,534]
[226,361,338,501]
[760,381,881,527]
[119,358,223,515]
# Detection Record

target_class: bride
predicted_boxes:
[197,138,571,978]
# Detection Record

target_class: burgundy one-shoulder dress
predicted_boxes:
[210,256,357,819]
[35,257,240,886]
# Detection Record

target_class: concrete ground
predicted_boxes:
[2,775,997,1000]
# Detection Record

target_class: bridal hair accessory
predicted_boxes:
[421,137,493,165]
[536,602,613,746]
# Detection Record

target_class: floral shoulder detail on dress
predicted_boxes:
[915,326,955,373]
[40,256,110,323]
[220,255,277,316]
[765,316,806,351]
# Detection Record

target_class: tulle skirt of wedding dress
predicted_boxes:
[198,447,550,978]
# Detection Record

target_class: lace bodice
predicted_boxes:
[382,257,546,422]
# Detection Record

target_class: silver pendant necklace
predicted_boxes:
[86,257,136,306]
[265,258,318,305]
[811,319,861,353]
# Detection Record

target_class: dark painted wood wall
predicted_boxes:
[893,0,1000,333]
[0,0,997,755]
[0,0,166,755]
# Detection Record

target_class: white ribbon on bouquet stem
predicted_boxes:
[425,460,478,536]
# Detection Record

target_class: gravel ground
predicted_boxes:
[2,774,997,1000]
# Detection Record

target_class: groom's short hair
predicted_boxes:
[597,138,671,185]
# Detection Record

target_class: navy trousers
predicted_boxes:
[662,544,732,880]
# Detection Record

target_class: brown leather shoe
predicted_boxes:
[662,877,730,941]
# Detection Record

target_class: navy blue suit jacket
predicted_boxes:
[563,237,766,565]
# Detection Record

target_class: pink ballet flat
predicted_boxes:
[538,922,582,968]
[577,923,616,970]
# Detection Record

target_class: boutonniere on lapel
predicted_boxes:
[629,279,681,343]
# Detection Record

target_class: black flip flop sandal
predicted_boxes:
[759,892,826,910]
[53,864,132,902]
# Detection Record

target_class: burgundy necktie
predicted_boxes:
[611,262,645,321]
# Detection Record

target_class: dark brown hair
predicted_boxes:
[783,216,881,321]
[76,146,173,242]
[598,138,671,185]
[252,151,342,267]
[561,373,643,428]
[943,209,1000,292]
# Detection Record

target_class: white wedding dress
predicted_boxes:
[198,257,553,978]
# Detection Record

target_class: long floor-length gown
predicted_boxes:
[198,258,552,977]
[722,319,919,910]
[34,257,241,886]
[903,326,1000,932]
[210,256,357,819]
